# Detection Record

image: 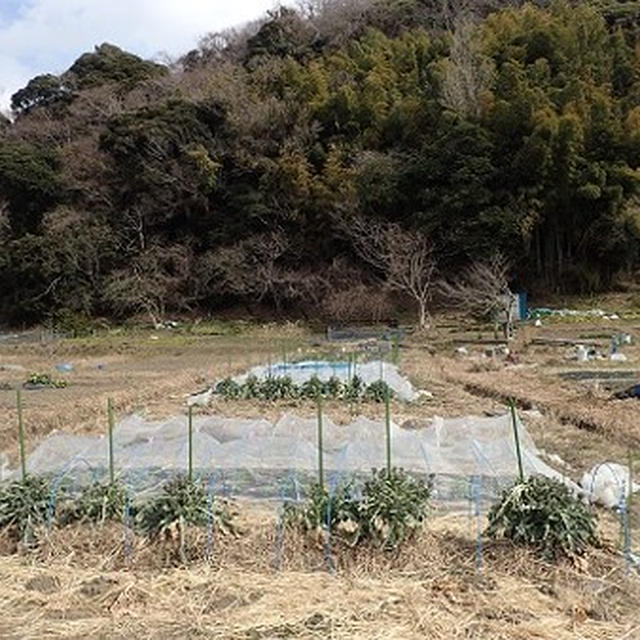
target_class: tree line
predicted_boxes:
[2,0,640,327]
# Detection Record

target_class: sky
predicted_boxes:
[0,0,285,111]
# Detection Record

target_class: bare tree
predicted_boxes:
[440,16,495,119]
[440,253,515,339]
[203,231,325,314]
[346,216,437,329]
[103,245,192,326]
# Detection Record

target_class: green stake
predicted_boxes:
[17,390,26,480]
[188,405,194,482]
[385,385,391,477]
[107,397,115,484]
[628,450,634,510]
[317,395,324,488]
[510,399,524,483]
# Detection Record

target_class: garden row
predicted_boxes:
[215,375,394,402]
[0,469,599,561]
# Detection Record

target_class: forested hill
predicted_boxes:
[3,0,640,326]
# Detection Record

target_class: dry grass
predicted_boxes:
[2,316,640,639]
[0,506,638,640]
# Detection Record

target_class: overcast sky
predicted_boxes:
[0,0,285,111]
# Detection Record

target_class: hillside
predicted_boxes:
[3,0,640,325]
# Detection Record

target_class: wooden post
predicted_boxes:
[510,399,524,482]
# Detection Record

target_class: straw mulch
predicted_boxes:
[0,510,638,640]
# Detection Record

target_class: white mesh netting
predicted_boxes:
[5,412,579,503]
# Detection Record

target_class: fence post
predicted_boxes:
[509,399,524,482]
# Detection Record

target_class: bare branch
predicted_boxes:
[440,253,515,338]
[344,216,437,328]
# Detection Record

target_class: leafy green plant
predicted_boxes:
[24,372,68,389]
[364,380,393,403]
[300,375,325,399]
[215,374,393,403]
[286,469,431,549]
[215,377,242,399]
[284,482,361,544]
[137,475,235,540]
[359,468,431,549]
[0,476,55,543]
[486,476,598,559]
[59,481,128,525]
[343,375,366,401]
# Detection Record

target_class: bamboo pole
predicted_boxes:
[17,390,26,480]
[385,386,391,476]
[317,395,324,488]
[188,405,194,482]
[107,398,115,484]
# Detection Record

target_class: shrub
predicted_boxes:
[137,475,235,540]
[359,468,432,549]
[50,308,94,337]
[285,468,431,550]
[486,476,598,559]
[284,482,361,545]
[59,481,128,525]
[0,476,54,543]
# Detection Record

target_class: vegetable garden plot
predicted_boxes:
[4,412,580,507]
[226,359,418,402]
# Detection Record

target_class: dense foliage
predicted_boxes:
[215,374,392,402]
[4,1,640,325]
[136,475,235,539]
[486,475,598,558]
[286,468,432,549]
[0,476,52,543]
[59,481,128,525]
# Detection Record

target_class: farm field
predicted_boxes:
[0,310,639,640]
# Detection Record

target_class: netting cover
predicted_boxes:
[5,411,580,502]
[232,359,417,401]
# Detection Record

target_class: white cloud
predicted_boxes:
[0,0,286,111]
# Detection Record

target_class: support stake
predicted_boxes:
[188,405,194,482]
[317,395,324,488]
[17,390,26,480]
[107,397,115,484]
[385,385,391,476]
